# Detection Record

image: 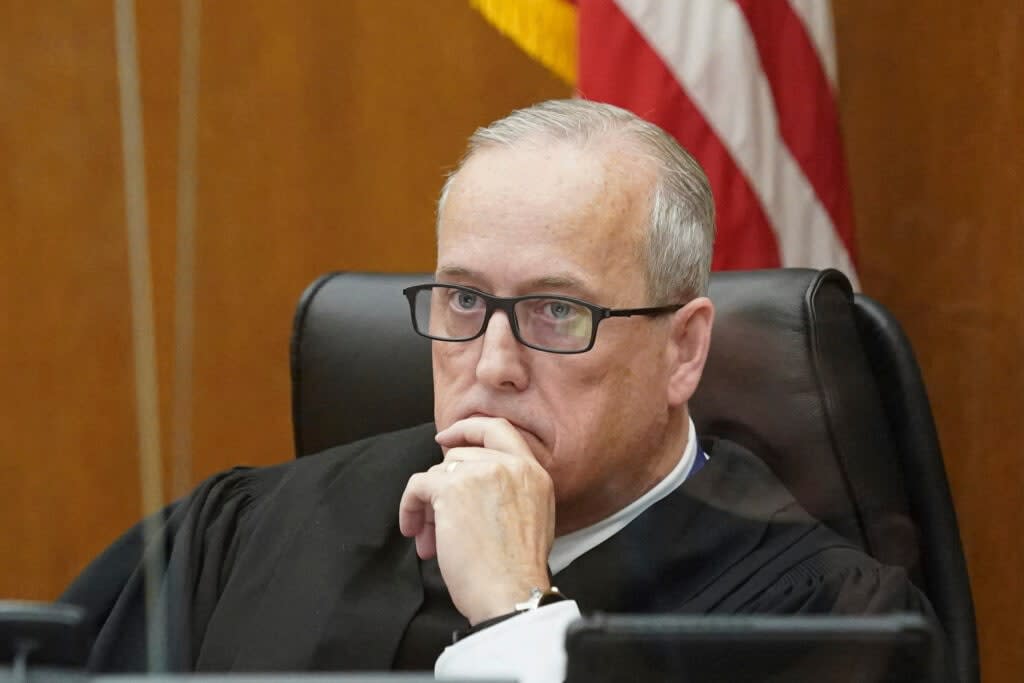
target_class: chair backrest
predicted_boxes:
[290,268,977,683]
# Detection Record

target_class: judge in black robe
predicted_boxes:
[62,423,937,674]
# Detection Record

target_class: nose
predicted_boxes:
[474,310,530,391]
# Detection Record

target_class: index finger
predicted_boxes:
[435,416,534,459]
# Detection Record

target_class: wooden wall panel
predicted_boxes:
[0,1,140,598]
[184,1,569,484]
[834,2,1023,681]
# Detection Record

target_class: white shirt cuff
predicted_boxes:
[434,601,581,683]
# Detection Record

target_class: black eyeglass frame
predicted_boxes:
[402,283,684,354]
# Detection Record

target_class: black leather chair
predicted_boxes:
[290,268,978,683]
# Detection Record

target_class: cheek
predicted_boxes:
[432,344,471,425]
[549,343,665,451]
[542,358,628,454]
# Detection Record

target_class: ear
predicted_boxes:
[665,296,714,408]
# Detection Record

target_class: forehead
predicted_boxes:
[437,140,654,298]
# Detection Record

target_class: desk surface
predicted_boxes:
[2,673,511,683]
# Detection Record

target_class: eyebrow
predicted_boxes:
[435,266,599,300]
[435,265,478,280]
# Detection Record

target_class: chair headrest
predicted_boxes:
[691,269,911,559]
[291,272,435,458]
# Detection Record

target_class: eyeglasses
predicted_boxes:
[403,283,683,354]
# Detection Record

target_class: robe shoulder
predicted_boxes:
[60,423,439,671]
[663,438,937,618]
[737,545,930,615]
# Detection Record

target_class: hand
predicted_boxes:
[398,416,556,625]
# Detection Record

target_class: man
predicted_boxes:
[64,100,936,681]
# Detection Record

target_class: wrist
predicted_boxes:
[454,585,568,643]
[469,574,553,625]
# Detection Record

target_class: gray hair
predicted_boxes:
[437,99,715,302]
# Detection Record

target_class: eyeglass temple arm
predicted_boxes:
[605,304,684,318]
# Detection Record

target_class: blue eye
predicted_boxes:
[545,301,574,319]
[454,291,479,310]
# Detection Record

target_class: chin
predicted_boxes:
[538,451,570,486]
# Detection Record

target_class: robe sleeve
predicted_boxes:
[59,467,262,672]
[739,548,929,615]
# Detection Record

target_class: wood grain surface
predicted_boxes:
[834,2,1023,679]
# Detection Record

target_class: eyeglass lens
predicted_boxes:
[413,286,594,352]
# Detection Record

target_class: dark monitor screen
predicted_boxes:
[565,613,942,683]
[0,602,90,670]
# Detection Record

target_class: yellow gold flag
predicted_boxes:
[470,0,578,85]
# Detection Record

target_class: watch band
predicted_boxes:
[451,586,571,643]
[514,586,567,612]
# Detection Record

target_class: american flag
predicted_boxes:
[473,0,859,287]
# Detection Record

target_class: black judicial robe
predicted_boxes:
[62,423,936,673]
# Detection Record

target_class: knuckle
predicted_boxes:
[494,455,519,472]
[476,460,500,476]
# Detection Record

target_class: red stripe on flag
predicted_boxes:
[735,0,857,266]
[576,0,781,270]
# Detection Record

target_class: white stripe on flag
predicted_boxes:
[787,0,839,91]
[613,0,859,288]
